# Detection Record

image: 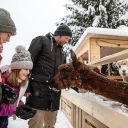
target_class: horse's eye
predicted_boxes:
[77,75,81,79]
[60,69,69,79]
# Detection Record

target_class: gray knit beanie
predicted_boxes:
[54,24,72,37]
[0,8,16,35]
[10,45,33,70]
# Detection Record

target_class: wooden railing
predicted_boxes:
[61,89,128,128]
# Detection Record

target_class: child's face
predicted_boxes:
[18,69,30,83]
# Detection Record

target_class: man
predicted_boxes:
[0,8,16,62]
[26,24,72,128]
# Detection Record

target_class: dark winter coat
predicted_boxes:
[26,33,66,111]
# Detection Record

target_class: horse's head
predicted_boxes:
[52,50,88,90]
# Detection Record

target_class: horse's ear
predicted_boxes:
[70,49,77,62]
[70,49,78,67]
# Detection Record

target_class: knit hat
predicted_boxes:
[54,24,72,37]
[0,8,16,35]
[10,45,33,70]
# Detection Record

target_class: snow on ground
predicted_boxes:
[8,110,73,128]
[8,96,73,128]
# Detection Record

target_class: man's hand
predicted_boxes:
[24,92,31,97]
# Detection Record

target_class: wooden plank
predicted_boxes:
[60,96,74,126]
[61,90,128,128]
[75,107,79,128]
[73,105,76,128]
[78,109,82,128]
[89,39,100,62]
[106,75,122,80]
[82,111,108,128]
[89,49,128,66]
[76,38,90,58]
[96,39,128,48]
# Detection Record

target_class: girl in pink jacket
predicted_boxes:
[0,45,33,128]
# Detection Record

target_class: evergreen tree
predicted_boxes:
[57,0,128,46]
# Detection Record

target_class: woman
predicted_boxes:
[0,45,33,128]
[0,8,16,86]
[0,8,16,63]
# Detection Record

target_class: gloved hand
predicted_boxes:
[16,105,37,120]
[1,83,16,104]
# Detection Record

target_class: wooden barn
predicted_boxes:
[60,27,128,128]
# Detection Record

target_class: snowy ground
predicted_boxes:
[8,110,73,128]
[8,96,73,128]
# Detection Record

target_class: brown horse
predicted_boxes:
[52,50,128,105]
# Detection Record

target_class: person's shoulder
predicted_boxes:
[32,35,44,40]
[32,35,48,41]
[0,65,10,74]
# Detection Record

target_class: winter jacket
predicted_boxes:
[26,33,66,111]
[0,72,20,116]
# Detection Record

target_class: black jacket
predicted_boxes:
[26,33,66,111]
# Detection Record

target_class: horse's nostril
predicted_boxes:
[122,70,126,73]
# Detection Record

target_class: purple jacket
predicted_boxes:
[0,72,20,117]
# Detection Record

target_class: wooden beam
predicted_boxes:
[96,40,128,48]
[89,49,128,66]
[76,38,89,58]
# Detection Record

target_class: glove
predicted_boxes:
[1,83,16,104]
[16,105,37,120]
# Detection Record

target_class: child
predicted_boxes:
[0,45,33,128]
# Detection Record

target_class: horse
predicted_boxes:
[52,50,128,105]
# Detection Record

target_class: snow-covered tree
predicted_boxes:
[57,0,128,46]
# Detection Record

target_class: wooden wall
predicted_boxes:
[61,96,108,128]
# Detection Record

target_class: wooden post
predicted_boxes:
[88,38,101,63]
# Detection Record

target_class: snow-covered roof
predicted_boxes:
[117,25,128,30]
[73,27,128,52]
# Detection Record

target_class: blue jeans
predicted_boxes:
[0,116,8,128]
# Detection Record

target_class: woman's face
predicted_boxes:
[0,32,11,44]
[0,44,3,53]
[18,69,30,83]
